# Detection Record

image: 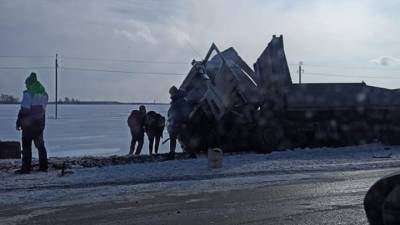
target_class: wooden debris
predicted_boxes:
[0,152,195,173]
[0,141,21,159]
[373,152,392,159]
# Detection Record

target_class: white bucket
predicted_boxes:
[208,148,223,168]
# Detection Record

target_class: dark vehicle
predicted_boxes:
[168,35,400,154]
[365,172,400,225]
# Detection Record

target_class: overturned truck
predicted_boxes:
[168,35,400,154]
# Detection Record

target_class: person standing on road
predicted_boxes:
[15,72,49,174]
[145,111,165,155]
[127,105,147,155]
[167,86,191,159]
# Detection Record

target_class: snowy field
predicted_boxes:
[1,143,400,208]
[0,104,180,157]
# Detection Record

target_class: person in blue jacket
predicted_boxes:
[15,72,49,174]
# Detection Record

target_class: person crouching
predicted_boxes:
[127,105,147,155]
[145,111,165,155]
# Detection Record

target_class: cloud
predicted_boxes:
[114,20,158,45]
[371,56,400,66]
[169,26,192,46]
[2,0,400,101]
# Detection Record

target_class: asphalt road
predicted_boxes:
[2,168,398,225]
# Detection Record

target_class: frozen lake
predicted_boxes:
[0,104,180,157]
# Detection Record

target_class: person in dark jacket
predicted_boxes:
[145,111,165,155]
[127,105,147,155]
[167,86,191,158]
[15,72,49,174]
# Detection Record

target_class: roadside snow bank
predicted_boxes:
[1,144,399,191]
[1,144,400,208]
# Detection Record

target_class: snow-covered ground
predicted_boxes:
[0,104,180,157]
[1,144,399,209]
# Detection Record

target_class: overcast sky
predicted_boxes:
[1,0,400,102]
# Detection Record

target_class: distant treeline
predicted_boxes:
[54,101,169,105]
[56,97,168,105]
[0,94,19,104]
[1,101,169,105]
[0,95,169,105]
[58,97,80,104]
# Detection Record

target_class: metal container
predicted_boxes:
[208,148,223,169]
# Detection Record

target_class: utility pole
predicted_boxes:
[55,54,58,120]
[298,61,303,84]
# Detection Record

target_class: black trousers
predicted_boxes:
[148,135,161,155]
[21,124,48,171]
[130,130,144,155]
[168,125,180,154]
[169,134,178,154]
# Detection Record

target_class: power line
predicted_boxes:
[184,40,202,59]
[288,62,400,72]
[0,55,191,65]
[0,66,52,70]
[1,54,400,72]
[60,66,186,76]
[303,63,400,71]
[305,72,400,80]
[0,55,52,59]
[59,56,189,65]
